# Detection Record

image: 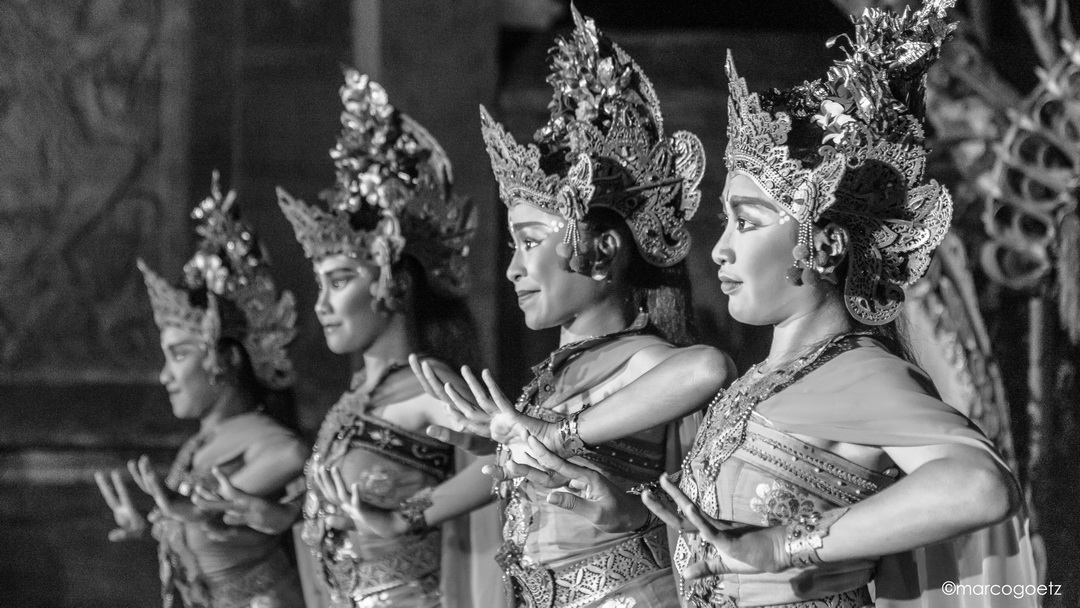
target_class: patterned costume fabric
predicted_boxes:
[676,337,1037,607]
[495,320,683,608]
[725,1,956,324]
[301,363,455,608]
[154,412,306,608]
[480,5,705,269]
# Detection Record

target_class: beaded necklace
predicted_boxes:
[683,332,869,483]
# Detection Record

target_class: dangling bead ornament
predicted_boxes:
[788,221,814,286]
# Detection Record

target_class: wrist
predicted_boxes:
[780,507,849,570]
[398,487,435,534]
[556,411,589,457]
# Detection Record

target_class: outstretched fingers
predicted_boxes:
[95,471,120,511]
[412,355,450,404]
[461,367,499,416]
[481,369,516,414]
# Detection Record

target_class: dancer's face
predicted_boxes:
[505,203,609,331]
[711,172,805,325]
[158,327,220,420]
[313,254,384,355]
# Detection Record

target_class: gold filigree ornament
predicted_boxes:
[725,0,957,324]
[480,4,705,269]
[138,172,298,390]
[278,69,475,306]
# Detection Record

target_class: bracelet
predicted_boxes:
[398,487,435,533]
[783,506,849,568]
[557,410,587,456]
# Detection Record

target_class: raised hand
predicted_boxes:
[95,469,149,541]
[410,355,497,454]
[190,466,300,535]
[309,461,355,531]
[457,366,563,457]
[646,474,785,577]
[128,455,203,523]
[502,433,650,534]
[326,467,406,539]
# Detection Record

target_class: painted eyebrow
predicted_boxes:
[509,221,555,232]
[728,195,777,211]
[316,265,359,279]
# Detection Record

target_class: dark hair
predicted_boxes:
[754,96,915,361]
[397,254,481,370]
[186,286,300,431]
[580,207,697,347]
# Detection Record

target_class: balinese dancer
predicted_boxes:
[501,3,1040,607]
[275,69,493,608]
[518,3,1038,607]
[95,173,307,608]
[429,7,733,607]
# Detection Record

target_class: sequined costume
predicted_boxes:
[495,319,686,608]
[153,412,306,608]
[302,363,456,608]
[675,336,1036,607]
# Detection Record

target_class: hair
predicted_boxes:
[756,92,914,361]
[579,207,697,347]
[397,254,481,370]
[186,286,300,431]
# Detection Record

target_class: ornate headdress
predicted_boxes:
[278,69,475,304]
[139,172,297,390]
[480,5,705,269]
[726,0,956,324]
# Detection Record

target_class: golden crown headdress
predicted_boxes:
[139,172,297,390]
[279,69,474,302]
[726,0,957,325]
[480,5,705,269]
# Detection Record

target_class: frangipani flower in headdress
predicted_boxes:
[279,69,474,307]
[725,0,957,325]
[139,172,298,389]
[480,4,706,270]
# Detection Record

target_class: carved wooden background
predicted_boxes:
[0,0,190,384]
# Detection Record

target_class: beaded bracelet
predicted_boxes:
[398,487,435,533]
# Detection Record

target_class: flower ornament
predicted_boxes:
[280,69,474,302]
[726,0,957,324]
[140,172,298,389]
[481,5,705,269]
[813,99,857,145]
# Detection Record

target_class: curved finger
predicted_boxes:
[313,465,336,502]
[95,471,121,511]
[426,424,474,450]
[461,367,499,416]
[659,473,697,515]
[546,489,596,521]
[445,383,489,422]
[127,460,150,495]
[210,466,238,499]
[683,503,729,548]
[505,459,570,489]
[524,434,594,485]
[329,467,350,504]
[480,369,516,414]
[411,356,446,402]
[111,470,135,508]
[108,527,136,542]
[222,512,244,526]
[642,488,693,533]
[683,558,727,581]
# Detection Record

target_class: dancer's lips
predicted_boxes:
[516,290,538,305]
[718,273,742,294]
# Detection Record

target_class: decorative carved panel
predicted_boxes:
[0,0,191,383]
